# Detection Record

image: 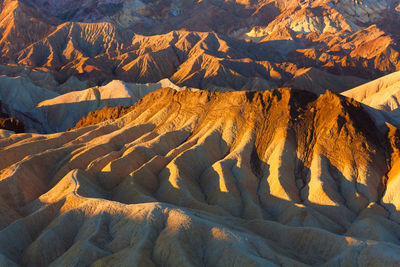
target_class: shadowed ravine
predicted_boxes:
[1,88,400,265]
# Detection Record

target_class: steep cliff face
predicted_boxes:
[1,88,400,265]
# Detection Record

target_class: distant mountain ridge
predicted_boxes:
[0,0,397,92]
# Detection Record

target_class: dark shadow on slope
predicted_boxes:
[17,98,136,134]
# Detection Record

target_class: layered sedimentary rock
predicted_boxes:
[1,88,400,265]
[0,0,400,93]
[1,0,400,264]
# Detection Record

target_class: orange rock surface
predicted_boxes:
[1,88,400,265]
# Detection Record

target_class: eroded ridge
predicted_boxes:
[1,88,400,266]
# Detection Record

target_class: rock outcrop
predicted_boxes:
[71,105,135,130]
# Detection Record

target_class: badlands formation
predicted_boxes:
[2,88,400,266]
[0,0,398,90]
[0,76,184,133]
[2,0,400,266]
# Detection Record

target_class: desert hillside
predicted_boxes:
[2,0,400,265]
[1,88,400,265]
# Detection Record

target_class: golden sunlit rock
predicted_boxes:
[2,0,400,265]
[1,88,400,265]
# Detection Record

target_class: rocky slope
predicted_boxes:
[342,70,400,112]
[71,105,135,130]
[0,0,399,92]
[0,77,183,133]
[1,88,400,265]
[284,67,367,95]
[2,1,400,265]
[25,0,400,35]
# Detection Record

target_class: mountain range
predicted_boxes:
[0,0,399,90]
[2,0,400,266]
[2,88,400,265]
